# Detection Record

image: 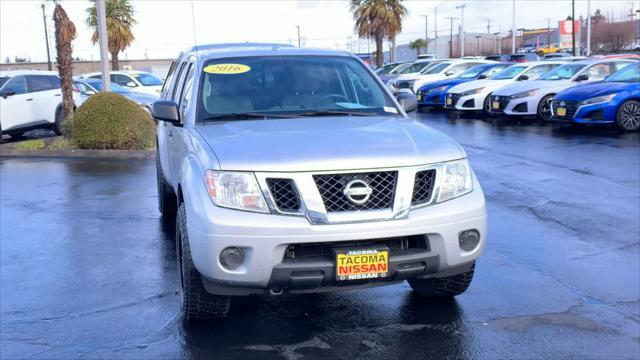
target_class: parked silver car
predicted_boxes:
[74,79,158,113]
[153,43,487,321]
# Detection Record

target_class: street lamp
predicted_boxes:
[493,32,502,54]
[476,35,482,55]
[456,4,467,57]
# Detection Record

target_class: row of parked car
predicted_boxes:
[377,55,640,131]
[0,70,163,137]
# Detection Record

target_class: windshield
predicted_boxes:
[606,64,640,83]
[398,62,431,74]
[459,65,488,79]
[133,73,163,86]
[198,56,399,121]
[0,77,8,88]
[492,66,527,80]
[389,63,411,74]
[540,64,586,80]
[421,62,451,74]
[86,81,130,93]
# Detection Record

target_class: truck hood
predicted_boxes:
[195,116,465,172]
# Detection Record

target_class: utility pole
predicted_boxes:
[447,17,459,58]
[571,0,576,56]
[423,15,428,42]
[487,19,491,34]
[41,2,52,71]
[434,7,438,57]
[494,32,501,54]
[546,18,551,48]
[511,0,516,53]
[476,35,482,55]
[96,0,110,91]
[456,4,466,57]
[296,26,301,48]
[586,0,591,56]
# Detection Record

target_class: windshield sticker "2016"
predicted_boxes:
[203,64,251,74]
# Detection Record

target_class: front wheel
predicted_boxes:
[53,107,64,136]
[537,95,554,122]
[483,94,493,114]
[156,153,177,219]
[408,262,475,298]
[616,100,640,131]
[177,203,231,321]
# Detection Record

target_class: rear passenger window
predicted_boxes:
[26,75,54,92]
[586,64,611,80]
[50,76,61,89]
[111,74,135,87]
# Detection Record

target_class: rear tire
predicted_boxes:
[177,203,230,321]
[408,262,475,298]
[616,100,640,131]
[156,152,177,219]
[537,95,554,122]
[53,107,64,136]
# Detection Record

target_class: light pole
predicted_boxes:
[476,35,482,55]
[511,0,516,53]
[456,4,466,57]
[423,15,428,44]
[494,32,501,54]
[586,0,591,56]
[96,0,110,92]
[447,17,459,58]
[571,0,576,56]
[41,2,52,71]
[296,26,301,48]
[433,1,445,58]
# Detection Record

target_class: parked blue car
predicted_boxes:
[551,62,640,131]
[416,62,511,109]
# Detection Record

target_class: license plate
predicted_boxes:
[417,94,423,101]
[446,97,453,105]
[557,107,566,116]
[336,249,389,281]
[492,101,500,109]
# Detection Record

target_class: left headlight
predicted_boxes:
[437,159,473,202]
[461,87,484,96]
[510,89,537,99]
[581,93,615,106]
[204,170,269,213]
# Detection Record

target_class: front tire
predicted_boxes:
[616,100,640,131]
[483,94,493,114]
[53,107,64,136]
[537,95,554,122]
[408,262,475,298]
[177,203,231,321]
[156,153,177,219]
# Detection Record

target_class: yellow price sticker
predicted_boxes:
[203,63,251,74]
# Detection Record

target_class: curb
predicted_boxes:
[0,148,155,159]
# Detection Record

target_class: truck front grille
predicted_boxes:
[283,235,429,260]
[411,169,436,205]
[313,171,397,212]
[266,178,301,213]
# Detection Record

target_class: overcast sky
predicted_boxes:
[0,0,637,62]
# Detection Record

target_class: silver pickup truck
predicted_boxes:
[153,43,486,321]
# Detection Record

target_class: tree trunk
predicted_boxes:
[111,51,119,71]
[53,4,76,120]
[375,33,384,67]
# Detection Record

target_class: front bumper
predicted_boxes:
[186,175,486,294]
[444,93,484,111]
[550,101,617,124]
[418,91,446,107]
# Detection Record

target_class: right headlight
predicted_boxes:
[581,93,615,105]
[204,170,268,213]
[437,159,473,202]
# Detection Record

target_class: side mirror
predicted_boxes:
[444,71,455,76]
[575,74,589,82]
[395,91,418,113]
[126,81,138,87]
[0,90,16,99]
[477,74,488,80]
[517,75,529,81]
[152,100,180,125]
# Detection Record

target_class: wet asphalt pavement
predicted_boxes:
[1,113,639,359]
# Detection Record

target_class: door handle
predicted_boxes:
[25,98,33,101]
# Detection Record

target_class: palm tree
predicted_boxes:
[409,39,427,56]
[86,0,136,70]
[351,0,408,67]
[53,3,77,125]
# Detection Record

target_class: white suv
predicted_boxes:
[0,70,68,137]
[78,70,163,95]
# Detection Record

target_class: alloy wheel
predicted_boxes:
[619,102,640,131]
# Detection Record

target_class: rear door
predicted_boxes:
[0,75,33,132]
[25,75,59,123]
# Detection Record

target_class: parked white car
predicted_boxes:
[444,61,565,112]
[410,59,495,92]
[78,70,163,95]
[489,59,636,120]
[0,70,72,137]
[385,59,443,89]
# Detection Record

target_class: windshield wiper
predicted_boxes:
[294,109,379,117]
[201,112,295,121]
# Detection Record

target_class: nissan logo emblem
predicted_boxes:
[343,179,373,205]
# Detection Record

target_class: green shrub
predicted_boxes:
[49,137,76,150]
[72,92,155,150]
[15,139,45,150]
